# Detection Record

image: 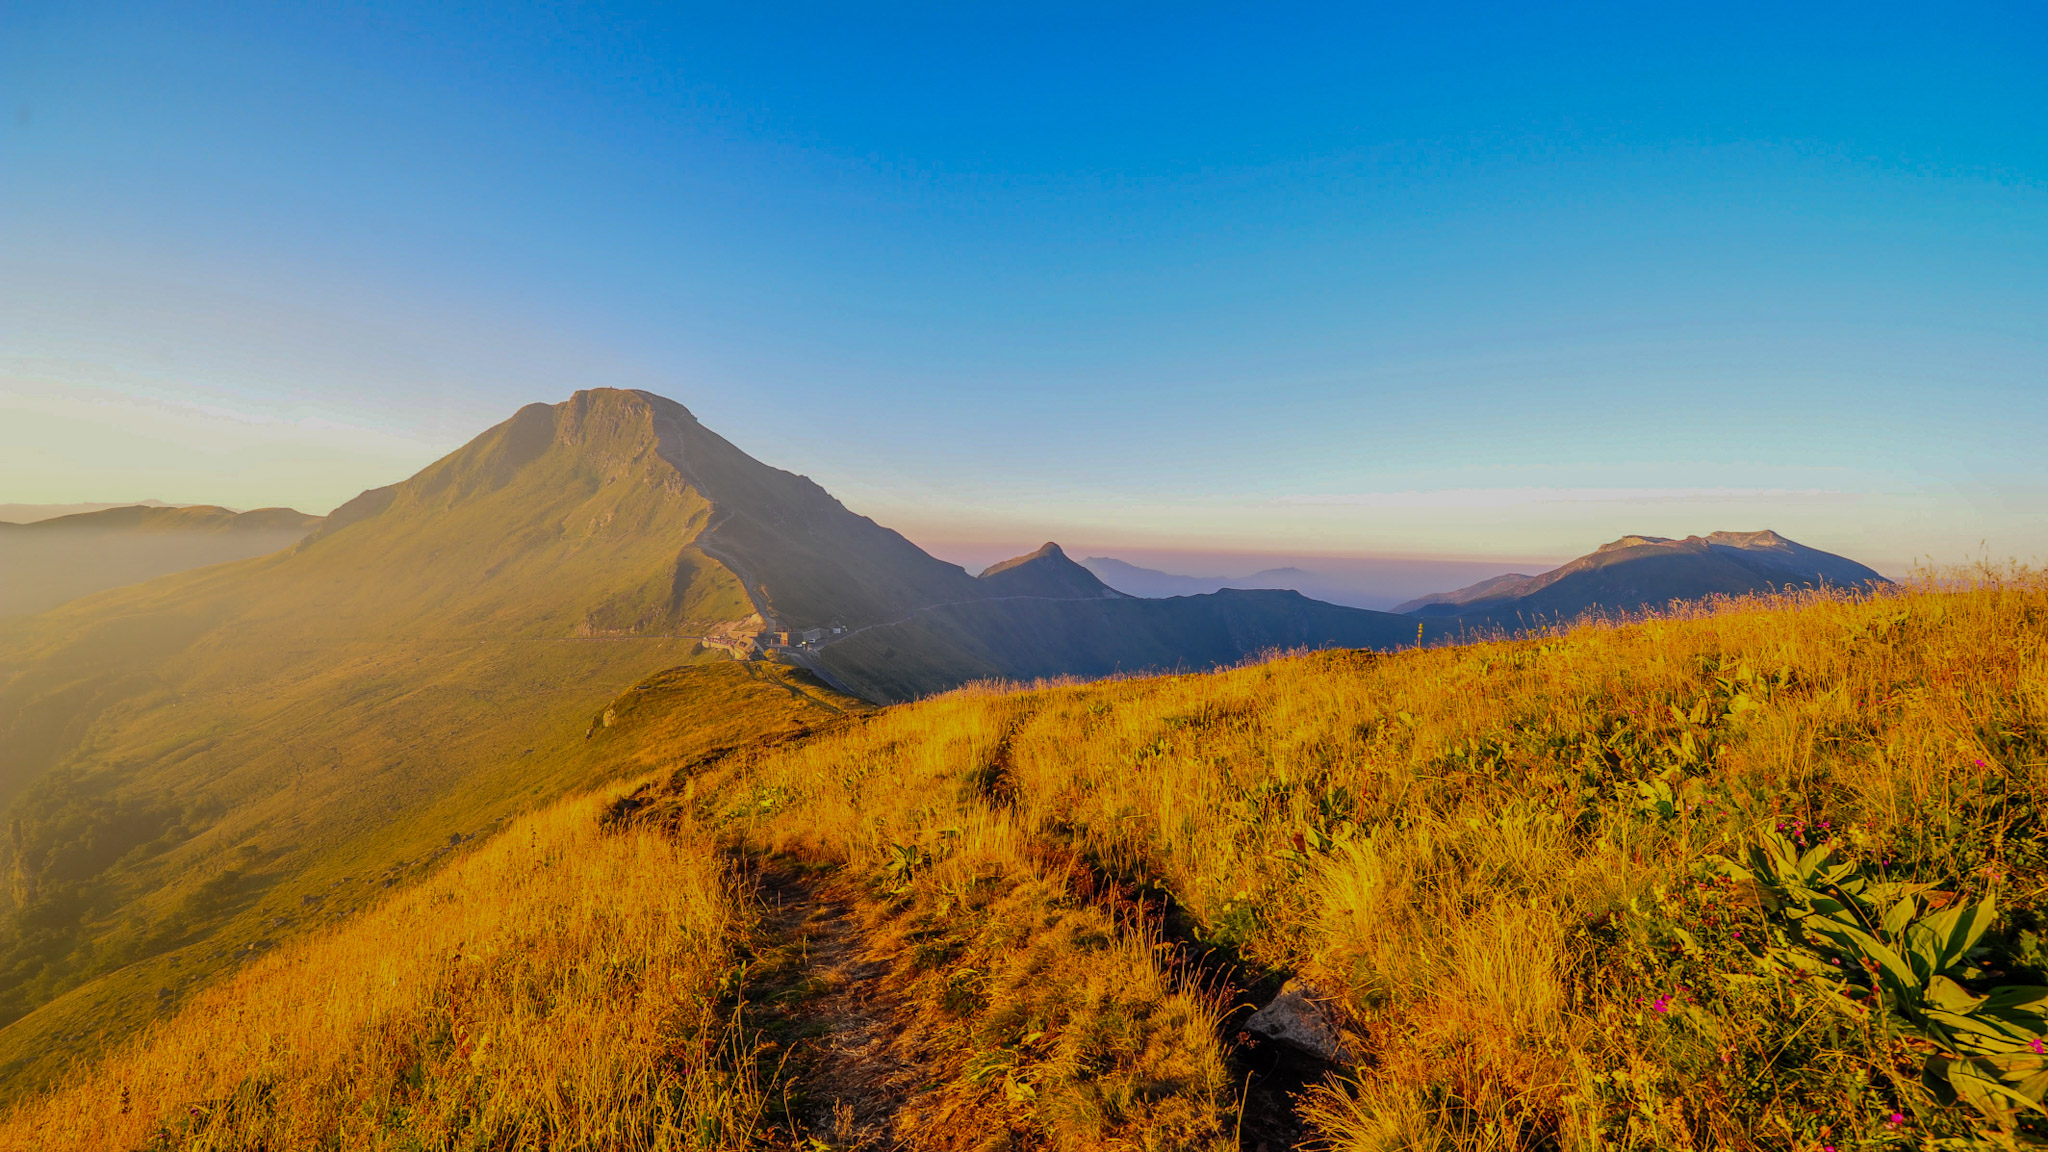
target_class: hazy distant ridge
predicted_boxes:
[1395,530,1888,625]
[0,505,322,617]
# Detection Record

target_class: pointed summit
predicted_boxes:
[977,542,1123,599]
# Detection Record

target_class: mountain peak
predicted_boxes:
[980,542,1068,578]
[1596,534,1675,553]
[977,542,1122,599]
[1704,528,1791,550]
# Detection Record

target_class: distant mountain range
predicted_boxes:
[0,499,183,524]
[1078,556,1319,598]
[1077,555,1470,610]
[0,504,322,616]
[1393,530,1889,627]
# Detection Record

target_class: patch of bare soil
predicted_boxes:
[749,861,918,1150]
[742,853,1322,1152]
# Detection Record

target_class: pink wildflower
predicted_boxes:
[2032,1039,2045,1056]
[1886,1113,1905,1128]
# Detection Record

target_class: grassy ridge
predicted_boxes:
[9,575,2045,1149]
[712,574,2048,1148]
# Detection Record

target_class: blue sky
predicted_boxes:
[3,2,2044,573]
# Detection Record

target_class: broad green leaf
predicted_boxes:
[1797,840,1835,875]
[1924,1010,2035,1048]
[1979,985,2048,1016]
[1809,920,1920,996]
[1915,893,1999,972]
[1929,976,1990,1014]
[2013,1068,2048,1107]
[1882,894,1918,938]
[1945,1061,2048,1118]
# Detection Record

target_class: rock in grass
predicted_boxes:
[1244,980,1354,1063]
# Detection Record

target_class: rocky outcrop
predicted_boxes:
[1244,979,1355,1064]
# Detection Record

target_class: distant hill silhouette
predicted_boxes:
[0,504,321,616]
[1080,556,1314,598]
[0,500,182,524]
[1395,530,1888,628]
[978,543,1126,599]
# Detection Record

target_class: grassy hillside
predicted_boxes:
[17,573,2043,1149]
[691,574,2048,1149]
[0,387,1469,1103]
[0,390,867,1095]
[0,655,854,1099]
[3,762,762,1150]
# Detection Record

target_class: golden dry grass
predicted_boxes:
[9,571,2047,1150]
[701,571,2048,1149]
[1,786,762,1151]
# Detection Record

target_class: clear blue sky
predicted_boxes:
[3,2,2044,572]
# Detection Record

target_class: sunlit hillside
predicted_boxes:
[0,387,928,1093]
[10,572,2044,1150]
[0,387,1466,1099]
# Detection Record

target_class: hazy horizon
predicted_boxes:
[6,4,2045,572]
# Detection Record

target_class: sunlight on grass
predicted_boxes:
[10,568,2047,1149]
[3,787,764,1151]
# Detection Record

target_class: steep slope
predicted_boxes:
[2,659,860,1148]
[0,389,870,1093]
[643,395,986,629]
[0,505,322,616]
[1399,530,1888,627]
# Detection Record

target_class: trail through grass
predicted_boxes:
[10,572,2048,1150]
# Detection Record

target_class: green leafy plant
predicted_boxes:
[1718,830,2048,1140]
